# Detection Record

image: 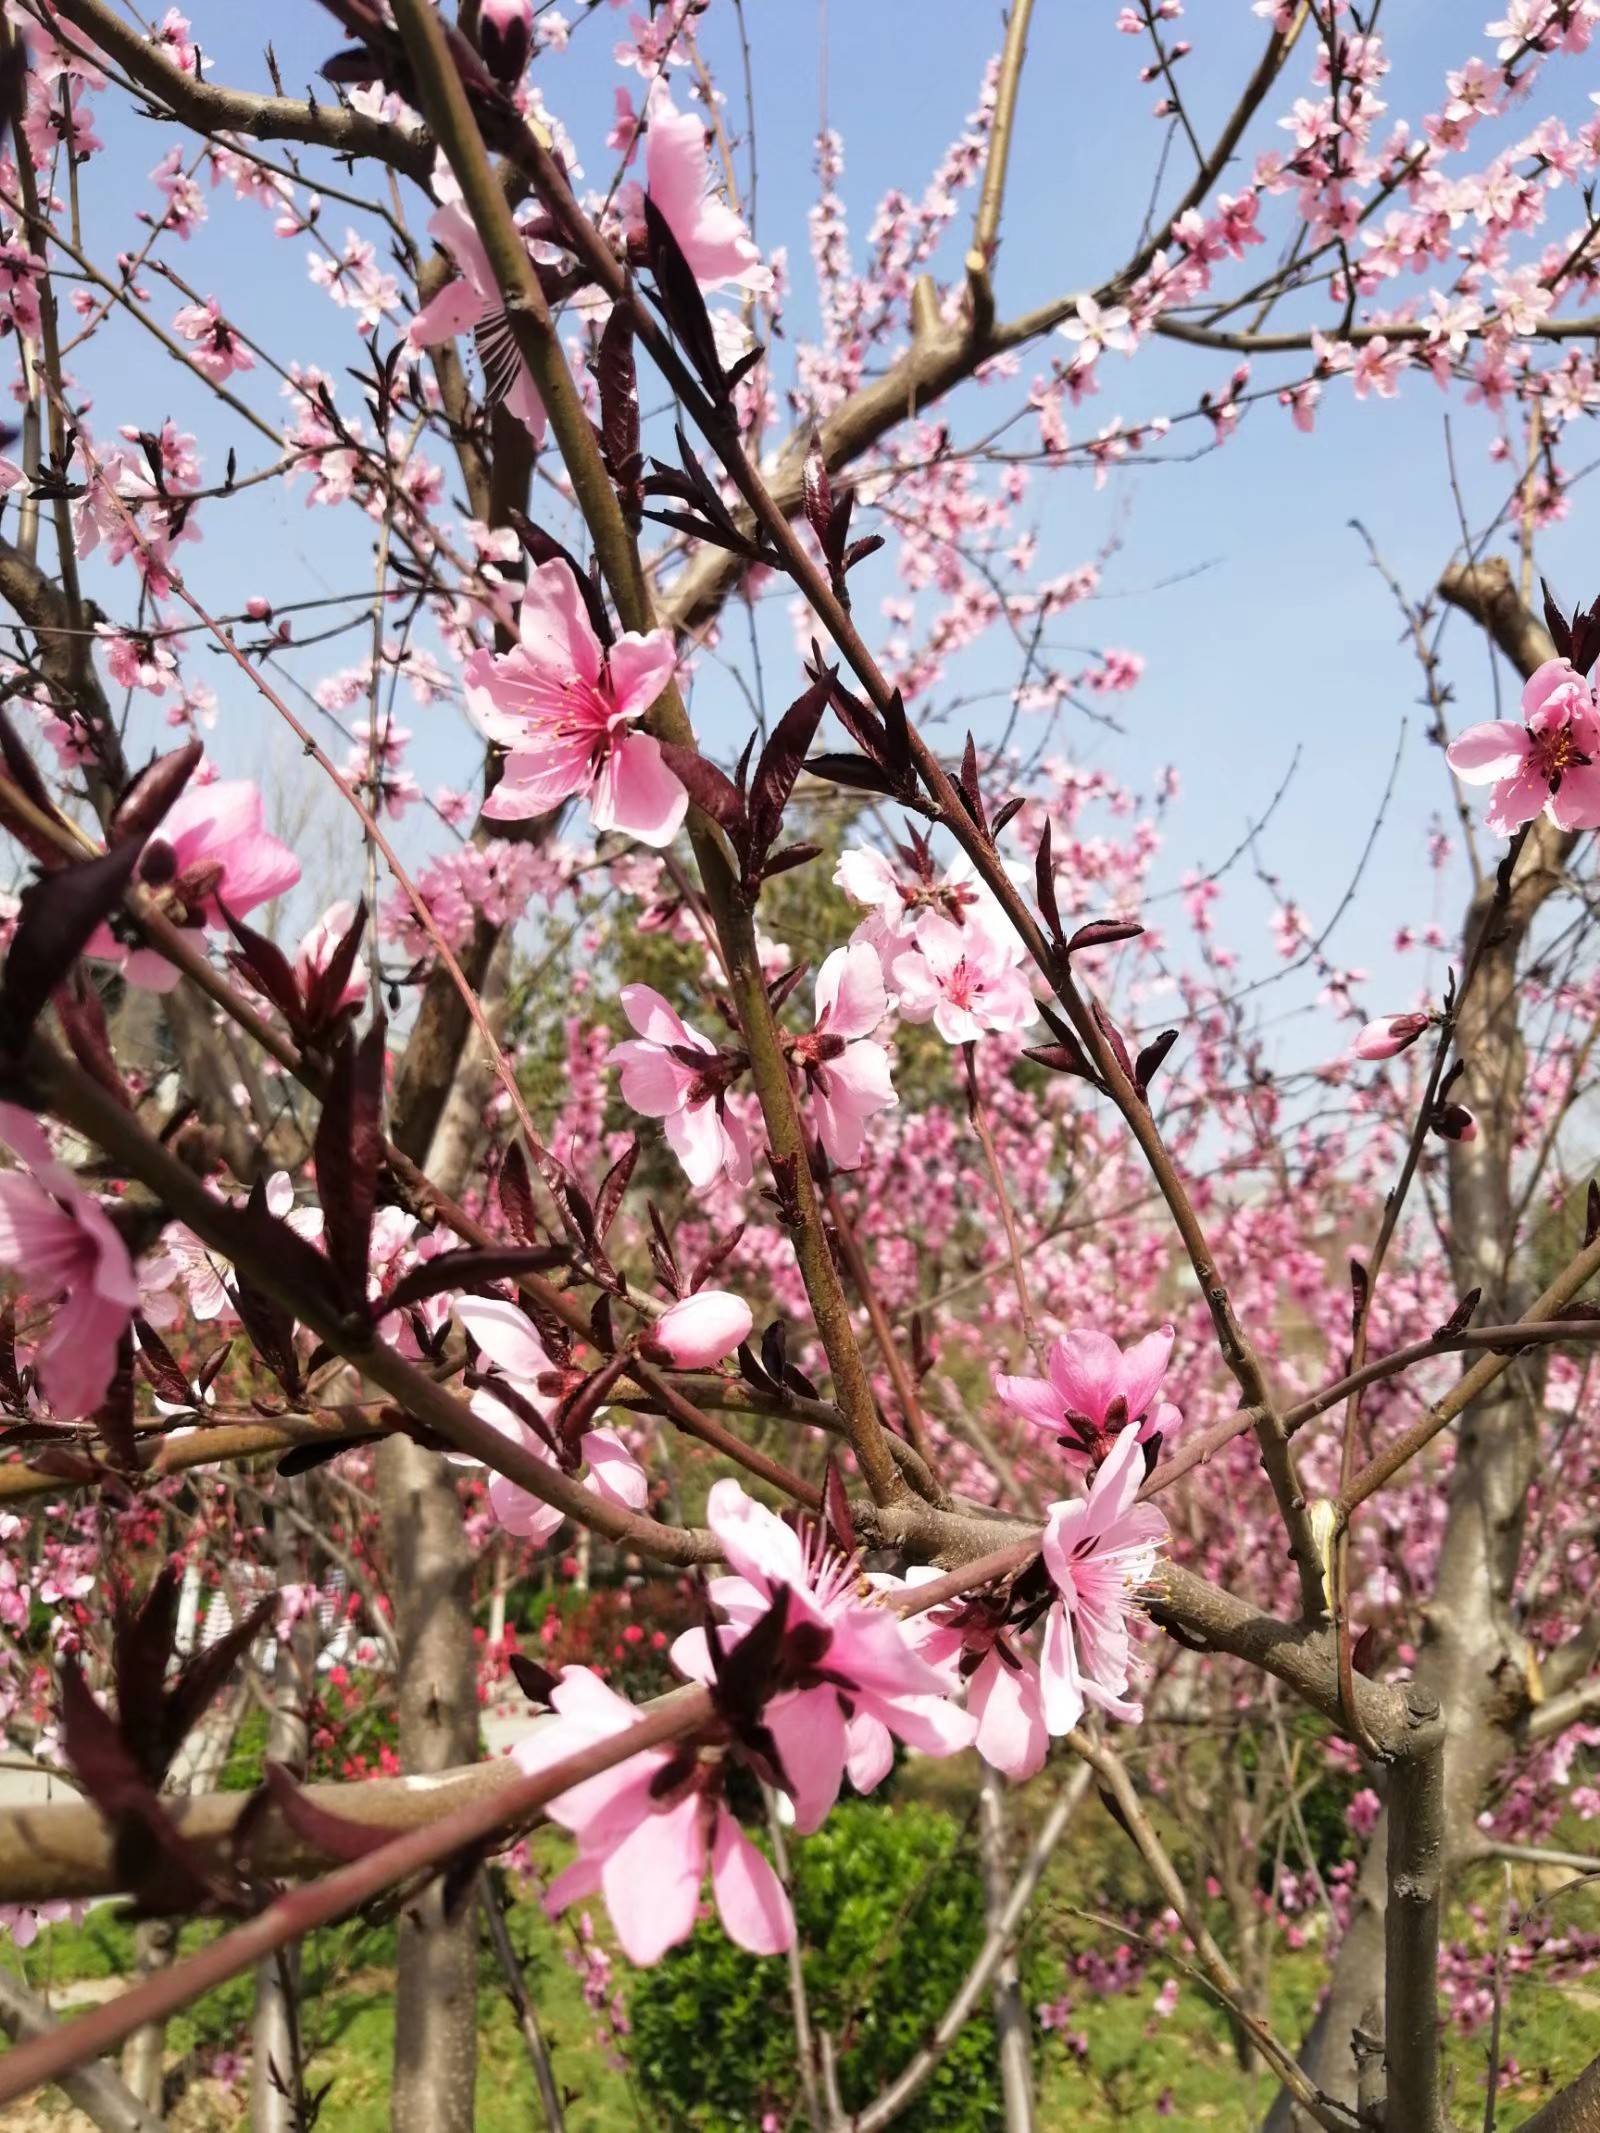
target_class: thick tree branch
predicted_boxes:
[37,0,432,177]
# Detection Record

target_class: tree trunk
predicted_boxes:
[118,1918,177,2114]
[978,1764,1034,2133]
[252,1490,315,2133]
[375,922,514,2133]
[1265,559,1564,2129]
[377,1435,480,2133]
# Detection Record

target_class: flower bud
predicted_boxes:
[479,0,532,87]
[1353,1012,1429,1061]
[1429,1102,1477,1143]
[644,1290,753,1369]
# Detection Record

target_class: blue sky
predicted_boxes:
[48,1,1600,1061]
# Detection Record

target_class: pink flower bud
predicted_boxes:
[246,596,271,620]
[1430,1102,1477,1143]
[1353,1013,1429,1061]
[479,0,532,86]
[645,1290,753,1369]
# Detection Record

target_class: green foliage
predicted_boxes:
[627,1797,1054,2133]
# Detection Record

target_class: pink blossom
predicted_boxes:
[1348,1785,1382,1838]
[795,943,897,1169]
[406,197,547,441]
[1060,294,1137,364]
[173,297,255,382]
[1447,658,1600,834]
[892,911,1035,1044]
[607,985,752,1192]
[0,240,44,339]
[1353,1013,1430,1060]
[465,560,685,847]
[86,776,300,991]
[455,1295,646,1543]
[0,1120,138,1417]
[835,843,995,962]
[621,93,769,295]
[901,1573,1048,1782]
[152,9,197,72]
[1039,1423,1168,1734]
[996,1323,1180,1474]
[672,1481,976,1831]
[514,1666,793,1965]
[645,1290,753,1368]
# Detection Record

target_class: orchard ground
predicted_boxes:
[2,1757,1593,2131]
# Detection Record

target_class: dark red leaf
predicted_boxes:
[0,838,146,1051]
[59,1650,152,1813]
[550,1351,631,1456]
[133,1315,195,1408]
[657,743,748,840]
[804,752,898,799]
[1134,1028,1179,1101]
[314,1018,387,1313]
[842,533,884,573]
[803,444,833,556]
[54,970,129,1109]
[748,670,832,873]
[223,902,303,1030]
[643,195,728,397]
[1066,918,1145,956]
[0,704,69,871]
[597,298,640,477]
[1540,578,1573,663]
[956,733,988,837]
[500,1142,538,1244]
[1023,1040,1100,1085]
[384,1244,567,1314]
[882,687,913,780]
[761,842,823,879]
[1034,820,1063,945]
[760,1318,788,1387]
[910,1311,935,1380]
[509,1652,558,1708]
[1434,1287,1481,1339]
[1090,999,1135,1085]
[1587,1179,1600,1248]
[825,676,890,766]
[302,898,368,1036]
[109,739,201,848]
[689,1222,745,1293]
[596,1140,638,1242]
[161,1592,276,1778]
[258,1762,394,1863]
[509,511,613,650]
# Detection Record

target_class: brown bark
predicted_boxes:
[373,941,511,2133]
[977,1763,1035,2133]
[1267,559,1567,2128]
[376,1435,480,2133]
[252,1490,315,2133]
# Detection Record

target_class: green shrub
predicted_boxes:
[627,1797,1052,2133]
